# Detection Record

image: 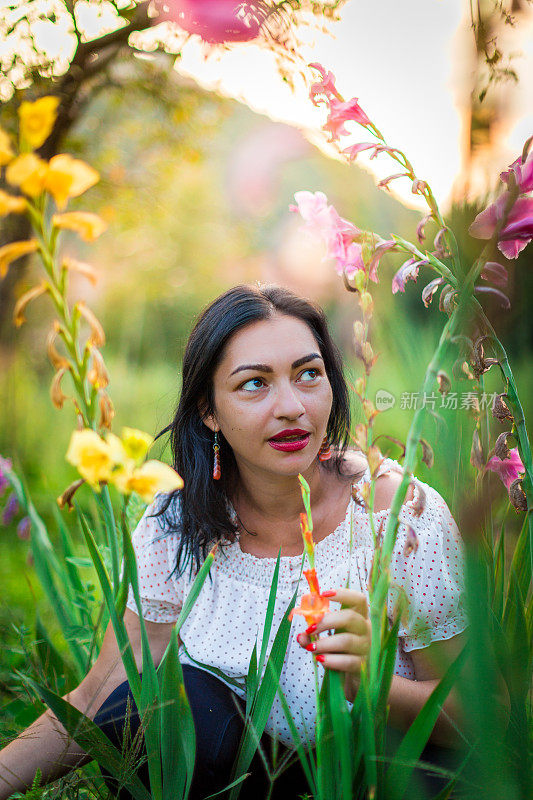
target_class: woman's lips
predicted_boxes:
[268,434,310,452]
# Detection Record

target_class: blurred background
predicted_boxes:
[0,0,532,646]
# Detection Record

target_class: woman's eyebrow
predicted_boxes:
[229,352,322,377]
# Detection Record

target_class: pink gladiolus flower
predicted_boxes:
[391,258,428,294]
[500,152,533,194]
[323,97,371,142]
[366,240,396,283]
[291,191,371,280]
[308,62,341,106]
[485,447,525,490]
[342,143,376,161]
[469,194,533,259]
[155,0,264,43]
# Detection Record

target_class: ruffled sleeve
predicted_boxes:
[387,475,468,652]
[125,498,184,624]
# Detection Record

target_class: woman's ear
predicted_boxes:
[198,399,217,432]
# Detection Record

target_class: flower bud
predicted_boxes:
[367,445,383,478]
[403,525,419,557]
[47,322,70,371]
[508,478,527,512]
[62,256,98,286]
[492,394,513,422]
[99,391,115,429]
[494,431,512,461]
[411,483,426,517]
[439,285,456,316]
[353,270,366,293]
[363,399,378,423]
[87,347,109,389]
[13,282,47,327]
[436,370,451,395]
[353,320,365,344]
[419,437,434,469]
[359,291,373,316]
[354,423,367,451]
[50,367,71,409]
[77,301,105,348]
[470,428,485,470]
[57,478,85,511]
[354,377,366,397]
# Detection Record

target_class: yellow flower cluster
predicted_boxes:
[66,428,184,503]
[0,97,107,239]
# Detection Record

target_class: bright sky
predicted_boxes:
[172,0,533,211]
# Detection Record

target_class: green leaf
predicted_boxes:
[229,582,298,800]
[160,628,196,800]
[34,613,77,692]
[384,646,468,800]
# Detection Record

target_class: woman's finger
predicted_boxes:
[313,653,364,674]
[305,631,370,657]
[305,608,370,637]
[324,588,369,618]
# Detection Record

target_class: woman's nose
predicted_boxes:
[273,382,305,419]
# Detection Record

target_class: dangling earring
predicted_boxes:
[318,435,332,461]
[213,429,221,480]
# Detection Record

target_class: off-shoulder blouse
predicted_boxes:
[126,457,468,748]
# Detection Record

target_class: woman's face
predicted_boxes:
[206,314,333,478]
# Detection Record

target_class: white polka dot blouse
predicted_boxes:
[125,456,468,749]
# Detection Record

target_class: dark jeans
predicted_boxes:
[93,665,460,799]
[93,665,308,800]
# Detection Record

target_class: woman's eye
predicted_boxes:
[240,378,265,392]
[299,368,320,382]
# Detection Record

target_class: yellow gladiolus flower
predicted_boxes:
[121,428,154,464]
[19,95,60,150]
[6,154,48,197]
[0,128,15,166]
[0,190,27,215]
[44,154,99,210]
[115,461,183,504]
[52,211,107,241]
[0,239,38,278]
[66,429,117,490]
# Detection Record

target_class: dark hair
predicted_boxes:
[155,283,352,579]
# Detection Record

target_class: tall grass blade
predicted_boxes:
[23,677,152,800]
[228,582,298,800]
[159,628,195,800]
[384,646,467,800]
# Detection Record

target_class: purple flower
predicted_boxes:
[2,493,19,526]
[500,152,533,194]
[16,516,31,540]
[391,257,429,294]
[480,261,508,286]
[485,447,525,490]
[0,456,12,498]
[470,193,533,259]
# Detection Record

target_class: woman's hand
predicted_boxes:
[296,588,371,703]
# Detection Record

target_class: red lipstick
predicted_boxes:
[268,429,310,452]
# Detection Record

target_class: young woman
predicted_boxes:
[0,284,468,800]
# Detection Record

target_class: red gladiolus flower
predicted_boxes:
[288,567,330,627]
